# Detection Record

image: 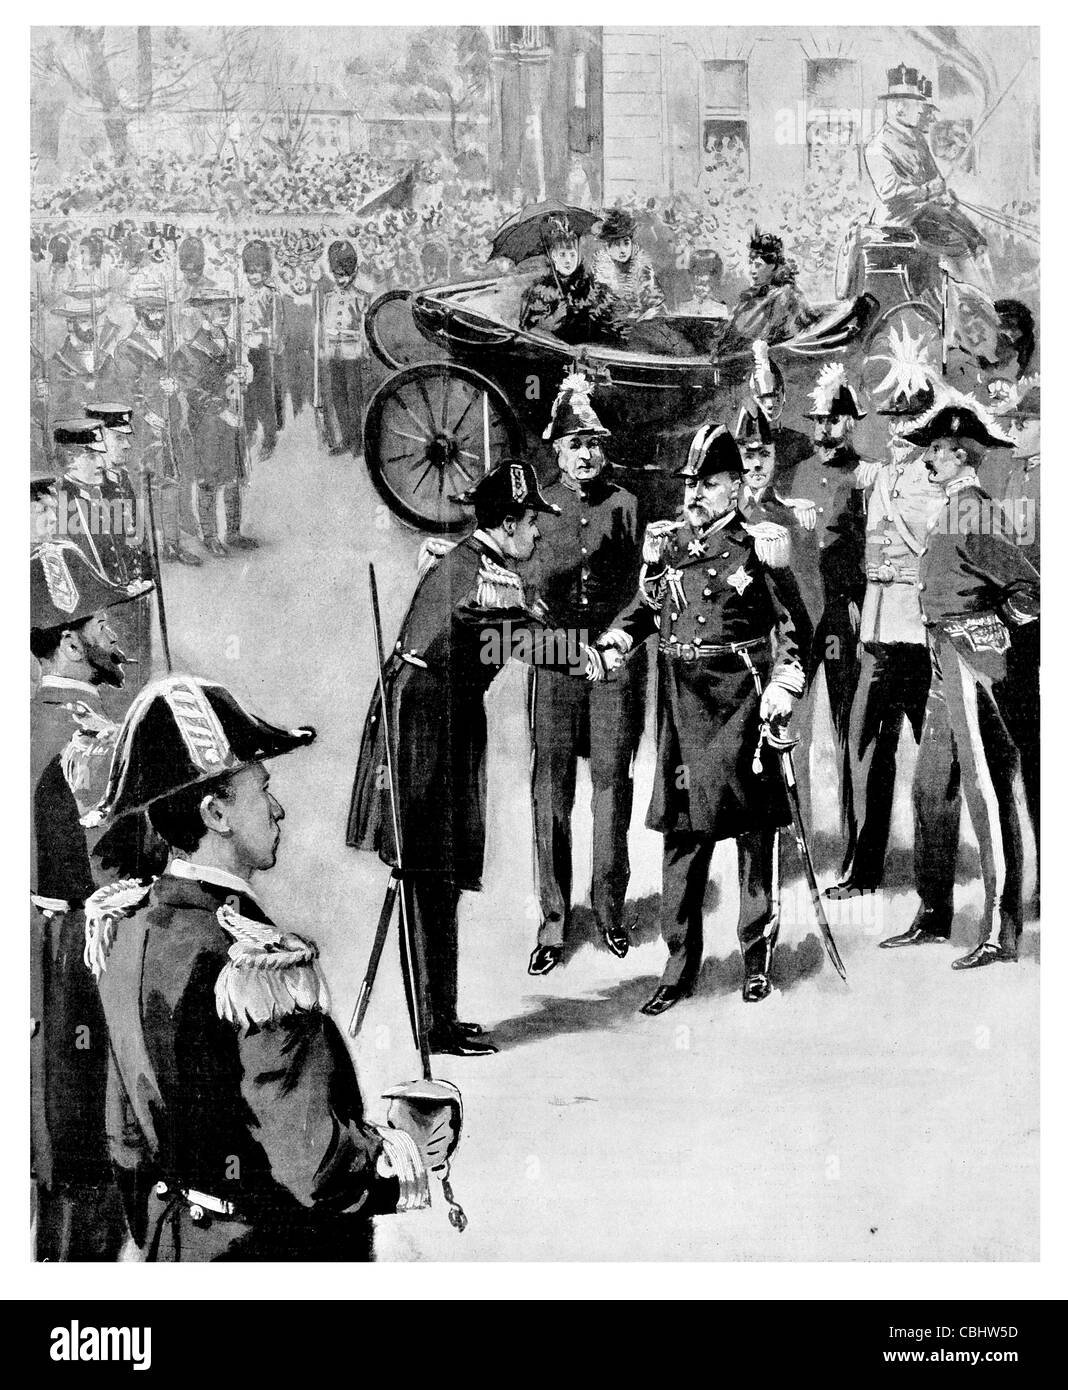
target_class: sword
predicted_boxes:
[739,648,847,982]
[141,476,172,672]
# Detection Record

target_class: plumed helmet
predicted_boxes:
[734,405,775,450]
[805,362,866,419]
[328,239,359,278]
[82,674,316,826]
[674,422,744,479]
[543,371,611,443]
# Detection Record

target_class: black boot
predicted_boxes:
[880,906,952,949]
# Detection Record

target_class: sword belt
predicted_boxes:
[659,634,769,662]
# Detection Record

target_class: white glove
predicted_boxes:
[584,646,607,682]
[597,628,633,654]
[160,376,179,397]
[642,519,681,564]
[848,600,861,636]
[759,683,796,725]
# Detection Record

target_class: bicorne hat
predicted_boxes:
[805,362,866,419]
[82,674,317,826]
[31,539,153,634]
[899,391,1014,450]
[452,459,561,515]
[734,405,775,450]
[674,422,744,479]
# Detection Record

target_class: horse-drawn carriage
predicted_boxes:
[359,218,1031,535]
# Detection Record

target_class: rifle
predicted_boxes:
[232,257,250,483]
[34,270,53,469]
[311,280,327,446]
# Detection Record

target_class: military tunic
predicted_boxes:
[319,275,373,453]
[94,869,404,1261]
[521,474,646,947]
[348,532,589,1031]
[610,509,808,990]
[913,475,1040,948]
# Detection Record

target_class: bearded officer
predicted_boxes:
[878,396,1038,966]
[31,540,153,1260]
[522,374,644,975]
[828,371,944,898]
[596,423,808,1011]
[348,461,603,1054]
[80,675,458,1261]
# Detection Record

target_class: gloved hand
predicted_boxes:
[642,519,681,564]
[584,645,606,682]
[759,683,795,725]
[160,376,179,397]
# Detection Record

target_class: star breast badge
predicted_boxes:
[726,565,752,594]
[687,538,707,558]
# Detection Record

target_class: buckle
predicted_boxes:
[680,642,696,660]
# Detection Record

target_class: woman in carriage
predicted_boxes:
[725,229,822,347]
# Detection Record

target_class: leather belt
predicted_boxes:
[659,635,768,662]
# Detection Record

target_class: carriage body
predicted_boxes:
[363,268,880,533]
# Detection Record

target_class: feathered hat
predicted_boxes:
[597,207,637,243]
[81,674,316,827]
[899,388,1015,451]
[805,362,866,419]
[542,371,611,443]
[674,422,744,479]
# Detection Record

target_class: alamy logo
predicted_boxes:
[50,1321,152,1371]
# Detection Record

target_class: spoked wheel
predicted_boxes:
[861,301,941,409]
[363,362,523,534]
[365,289,447,371]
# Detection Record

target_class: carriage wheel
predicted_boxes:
[860,301,941,409]
[365,289,447,372]
[364,363,523,535]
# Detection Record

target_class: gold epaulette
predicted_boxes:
[743,521,791,568]
[84,878,153,980]
[214,904,328,1032]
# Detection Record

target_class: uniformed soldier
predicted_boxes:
[31,540,153,1260]
[111,291,200,566]
[348,461,601,1054]
[744,339,813,492]
[241,239,286,460]
[864,63,989,294]
[319,240,373,457]
[80,675,459,1261]
[789,364,873,861]
[47,292,115,420]
[83,402,156,701]
[174,288,255,558]
[878,396,1038,967]
[177,235,214,342]
[828,372,945,898]
[51,417,128,585]
[596,423,808,1012]
[522,374,645,975]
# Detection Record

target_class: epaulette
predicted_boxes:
[84,878,153,980]
[214,904,328,1032]
[472,553,525,611]
[60,716,119,800]
[742,520,791,568]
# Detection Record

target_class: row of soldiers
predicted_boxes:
[353,351,1040,1051]
[32,234,376,565]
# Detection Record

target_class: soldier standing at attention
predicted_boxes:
[879,396,1038,967]
[174,288,255,558]
[523,374,644,975]
[80,675,459,1261]
[828,367,945,899]
[320,239,374,458]
[596,423,808,1013]
[31,540,152,1260]
[241,239,286,461]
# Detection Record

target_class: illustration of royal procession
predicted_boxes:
[29,25,1039,1263]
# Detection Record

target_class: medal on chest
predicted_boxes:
[726,565,752,595]
[663,566,687,611]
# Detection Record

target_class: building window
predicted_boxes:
[701,59,749,176]
[804,58,861,174]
